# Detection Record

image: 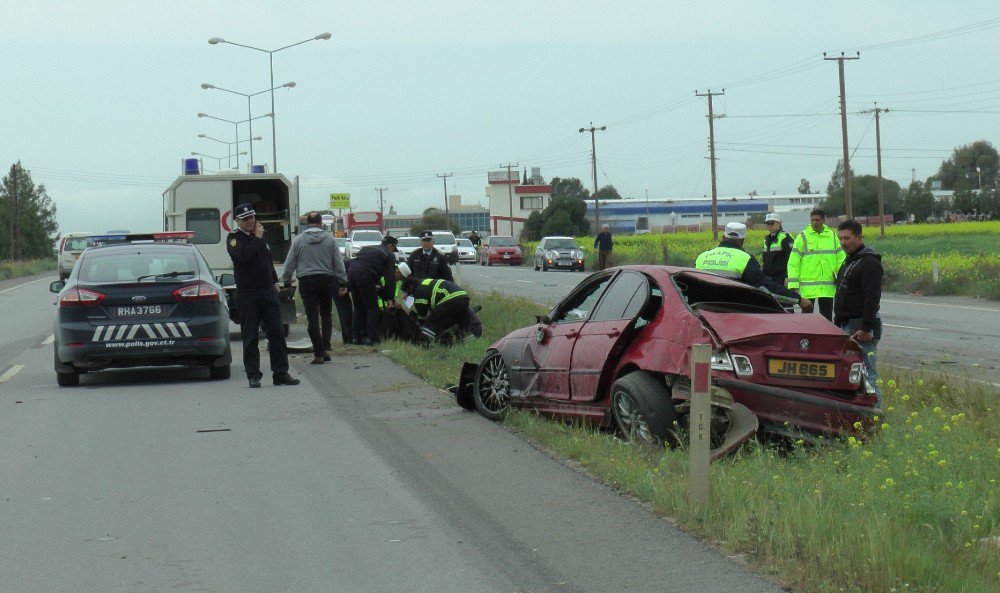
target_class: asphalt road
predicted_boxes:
[453,261,1000,389]
[0,272,782,593]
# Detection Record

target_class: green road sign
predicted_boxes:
[329,193,351,209]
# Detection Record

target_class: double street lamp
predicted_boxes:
[196,112,273,170]
[197,133,262,169]
[208,32,332,173]
[201,82,295,167]
[191,151,247,171]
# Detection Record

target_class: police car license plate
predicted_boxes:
[768,359,835,381]
[114,305,166,318]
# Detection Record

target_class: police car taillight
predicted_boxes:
[59,287,106,307]
[172,282,219,301]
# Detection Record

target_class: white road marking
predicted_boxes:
[516,280,532,284]
[0,365,25,383]
[884,323,929,331]
[882,299,999,313]
[42,335,54,345]
[0,275,58,294]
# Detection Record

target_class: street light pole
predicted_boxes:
[201,82,294,169]
[208,33,332,173]
[198,112,273,170]
[198,134,263,169]
[191,151,247,171]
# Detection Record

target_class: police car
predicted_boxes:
[49,232,232,387]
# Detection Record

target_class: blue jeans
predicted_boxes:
[842,324,881,406]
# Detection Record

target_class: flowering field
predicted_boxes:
[522,222,1000,299]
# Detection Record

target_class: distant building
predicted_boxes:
[384,194,489,236]
[586,194,827,234]
[485,169,552,238]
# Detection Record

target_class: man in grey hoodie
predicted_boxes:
[282,212,349,364]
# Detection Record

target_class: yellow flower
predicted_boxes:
[942,425,951,432]
[901,394,910,401]
[933,406,942,414]
[937,459,947,467]
[881,423,889,430]
[853,421,863,430]
[961,510,968,516]
[884,478,895,487]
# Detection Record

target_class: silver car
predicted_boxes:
[533,236,585,272]
[456,238,478,264]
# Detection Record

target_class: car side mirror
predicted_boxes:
[218,273,236,286]
[49,280,65,293]
[534,314,550,325]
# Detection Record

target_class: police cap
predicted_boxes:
[234,203,256,219]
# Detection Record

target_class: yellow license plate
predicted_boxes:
[768,359,835,381]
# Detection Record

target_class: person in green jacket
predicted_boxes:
[786,209,845,321]
[696,222,812,310]
[400,276,471,344]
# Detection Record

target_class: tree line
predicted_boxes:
[1,162,59,260]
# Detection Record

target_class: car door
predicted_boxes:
[519,273,614,400]
[570,271,651,401]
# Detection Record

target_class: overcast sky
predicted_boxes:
[4,1,1000,235]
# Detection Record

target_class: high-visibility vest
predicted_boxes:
[411,278,468,319]
[695,246,751,279]
[786,225,845,298]
[376,278,403,308]
[763,231,790,253]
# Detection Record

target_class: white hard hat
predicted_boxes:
[397,262,411,277]
[764,213,782,223]
[724,222,747,239]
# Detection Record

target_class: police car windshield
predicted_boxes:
[80,251,199,283]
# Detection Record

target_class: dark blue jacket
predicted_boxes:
[227,230,278,290]
[594,231,613,252]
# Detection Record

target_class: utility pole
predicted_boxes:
[375,187,388,233]
[9,164,20,260]
[437,173,453,231]
[696,89,724,239]
[579,123,606,230]
[824,51,860,219]
[500,162,518,236]
[861,104,890,239]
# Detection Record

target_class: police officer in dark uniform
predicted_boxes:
[346,235,398,346]
[227,203,300,388]
[407,230,454,282]
[400,275,471,344]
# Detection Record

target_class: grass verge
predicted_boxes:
[0,258,56,281]
[379,288,1000,593]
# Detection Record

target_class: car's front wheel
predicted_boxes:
[473,350,510,421]
[610,372,679,446]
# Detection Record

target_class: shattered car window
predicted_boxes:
[551,276,612,323]
[673,271,784,313]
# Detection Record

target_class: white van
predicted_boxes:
[57,232,93,280]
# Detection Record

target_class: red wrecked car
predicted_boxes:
[454,265,879,456]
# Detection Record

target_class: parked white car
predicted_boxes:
[348,229,385,258]
[396,236,421,263]
[57,232,93,280]
[430,230,459,264]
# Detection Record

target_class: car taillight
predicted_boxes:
[172,282,220,301]
[848,362,865,385]
[59,287,106,307]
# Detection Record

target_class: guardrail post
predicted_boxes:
[932,260,939,283]
[688,344,712,513]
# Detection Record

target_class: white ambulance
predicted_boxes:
[162,167,300,333]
